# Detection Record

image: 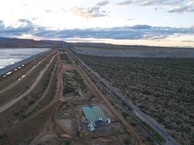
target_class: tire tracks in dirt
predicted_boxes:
[0,53,57,113]
[29,51,89,145]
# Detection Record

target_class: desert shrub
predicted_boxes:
[124,138,131,145]
[121,112,128,117]
[63,86,75,95]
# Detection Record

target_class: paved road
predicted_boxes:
[0,54,56,113]
[66,48,180,145]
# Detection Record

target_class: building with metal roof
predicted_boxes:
[82,105,110,131]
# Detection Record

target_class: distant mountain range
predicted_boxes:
[70,42,194,50]
[0,37,193,50]
[0,37,65,48]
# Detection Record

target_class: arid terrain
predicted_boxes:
[1,44,193,145]
[0,47,160,145]
[72,43,194,58]
[75,46,194,145]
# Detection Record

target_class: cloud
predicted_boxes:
[117,0,194,13]
[0,20,5,28]
[117,0,132,5]
[130,24,152,29]
[117,0,179,6]
[71,6,107,18]
[96,1,109,7]
[163,15,175,19]
[18,19,34,27]
[169,5,194,13]
[45,10,52,13]
[1,20,194,41]
[182,40,194,43]
[32,24,194,41]
[0,19,35,37]
[70,1,109,19]
[187,0,194,5]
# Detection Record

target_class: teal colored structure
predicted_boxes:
[82,105,107,123]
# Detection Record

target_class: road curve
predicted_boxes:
[66,47,180,145]
[0,54,57,113]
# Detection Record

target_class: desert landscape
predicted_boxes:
[1,43,194,145]
[1,47,159,145]
[1,1,193,144]
[74,45,194,145]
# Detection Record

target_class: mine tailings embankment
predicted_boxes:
[0,49,51,76]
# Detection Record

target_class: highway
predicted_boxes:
[66,47,180,145]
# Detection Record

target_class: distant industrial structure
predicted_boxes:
[82,105,111,131]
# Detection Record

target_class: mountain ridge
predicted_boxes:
[0,37,65,48]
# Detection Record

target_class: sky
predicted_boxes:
[0,0,194,47]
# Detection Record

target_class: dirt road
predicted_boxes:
[27,50,141,145]
[0,51,56,95]
[67,47,181,145]
[29,51,64,145]
[29,51,91,145]
[0,54,57,113]
[65,48,142,145]
[77,66,142,145]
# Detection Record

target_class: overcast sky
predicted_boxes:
[0,0,194,47]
